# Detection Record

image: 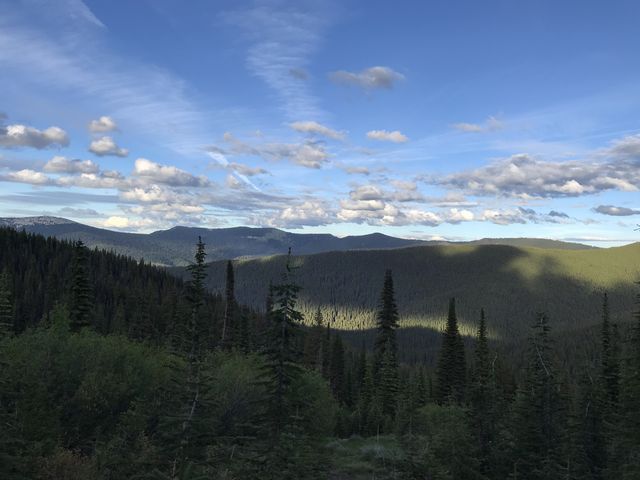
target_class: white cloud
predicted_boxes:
[228,162,268,176]
[0,123,69,149]
[44,156,99,174]
[452,116,504,133]
[290,121,345,140]
[330,66,404,90]
[132,158,210,187]
[222,132,329,169]
[267,201,332,228]
[433,141,640,198]
[594,205,640,216]
[88,116,118,132]
[89,136,129,157]
[366,129,408,143]
[1,168,52,185]
[340,165,370,175]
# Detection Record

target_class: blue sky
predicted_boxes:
[1,0,639,245]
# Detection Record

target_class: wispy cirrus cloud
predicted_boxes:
[0,5,213,155]
[222,2,331,120]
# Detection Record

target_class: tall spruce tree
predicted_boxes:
[0,269,13,337]
[160,236,211,478]
[600,292,620,408]
[435,298,466,404]
[68,240,93,332]
[221,260,235,350]
[378,339,399,418]
[469,309,497,476]
[611,281,640,478]
[303,307,324,371]
[329,334,346,403]
[373,269,399,374]
[510,313,568,480]
[260,249,304,437]
[371,269,400,421]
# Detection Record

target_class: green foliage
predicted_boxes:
[259,250,304,437]
[436,298,466,404]
[197,243,640,363]
[401,404,483,480]
[0,325,169,479]
[510,314,568,480]
[68,240,94,332]
[0,269,13,337]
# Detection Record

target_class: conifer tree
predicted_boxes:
[0,269,13,337]
[435,298,466,404]
[329,334,345,402]
[600,292,620,408]
[260,249,304,437]
[378,339,399,418]
[611,281,640,478]
[161,236,211,478]
[303,307,324,370]
[373,270,399,375]
[510,313,567,480]
[68,240,93,332]
[567,370,606,480]
[221,260,235,350]
[469,309,497,475]
[356,361,374,435]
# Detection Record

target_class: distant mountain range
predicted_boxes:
[0,216,595,266]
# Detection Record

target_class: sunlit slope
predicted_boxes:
[195,242,640,341]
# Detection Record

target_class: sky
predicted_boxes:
[1,0,639,246]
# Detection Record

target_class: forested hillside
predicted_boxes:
[0,227,231,339]
[187,242,640,359]
[1,229,640,479]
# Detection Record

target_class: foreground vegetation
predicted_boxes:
[1,227,640,479]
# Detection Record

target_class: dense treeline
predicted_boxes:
[191,243,640,350]
[1,228,640,479]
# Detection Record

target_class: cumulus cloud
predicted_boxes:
[132,158,210,187]
[43,156,99,174]
[452,116,503,133]
[335,183,473,227]
[330,66,404,90]
[88,116,118,132]
[222,132,329,169]
[366,129,408,143]
[290,121,345,140]
[0,169,52,185]
[594,205,640,216]
[0,123,69,149]
[481,207,574,225]
[433,147,640,199]
[267,200,333,228]
[89,136,129,157]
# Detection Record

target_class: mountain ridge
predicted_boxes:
[0,215,597,266]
